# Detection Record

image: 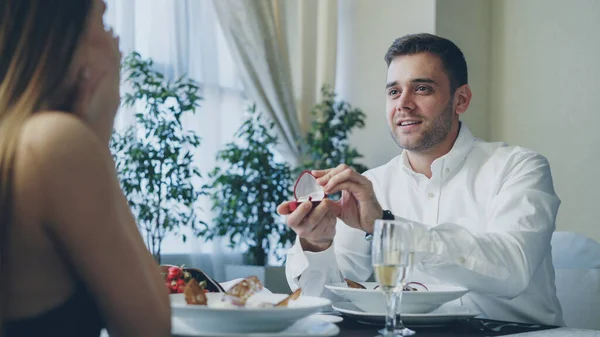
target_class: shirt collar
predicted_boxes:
[400,122,477,179]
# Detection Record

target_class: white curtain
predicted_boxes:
[212,0,338,146]
[280,0,338,131]
[105,0,247,280]
[212,0,304,165]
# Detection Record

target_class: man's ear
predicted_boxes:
[454,84,472,115]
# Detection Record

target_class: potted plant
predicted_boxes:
[202,104,294,265]
[201,104,294,292]
[110,51,204,264]
[298,85,368,174]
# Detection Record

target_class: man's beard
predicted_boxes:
[390,97,454,152]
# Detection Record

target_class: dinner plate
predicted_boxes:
[332,302,479,327]
[171,293,331,334]
[172,315,340,336]
[325,282,468,314]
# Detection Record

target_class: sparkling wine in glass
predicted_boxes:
[372,219,415,337]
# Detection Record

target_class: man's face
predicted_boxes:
[385,52,458,153]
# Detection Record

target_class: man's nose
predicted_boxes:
[396,91,416,111]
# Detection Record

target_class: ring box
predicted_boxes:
[289,170,328,211]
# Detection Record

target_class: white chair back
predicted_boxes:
[551,231,600,330]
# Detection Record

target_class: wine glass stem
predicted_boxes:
[384,288,396,334]
[394,288,406,328]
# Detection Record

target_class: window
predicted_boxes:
[105,0,247,255]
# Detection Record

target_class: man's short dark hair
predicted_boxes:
[384,33,468,92]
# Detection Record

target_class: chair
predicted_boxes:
[551,231,600,330]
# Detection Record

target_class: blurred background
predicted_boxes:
[104,0,600,286]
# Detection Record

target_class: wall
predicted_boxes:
[335,0,436,168]
[435,0,492,140]
[337,0,600,241]
[490,0,600,241]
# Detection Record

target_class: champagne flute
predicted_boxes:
[372,219,416,337]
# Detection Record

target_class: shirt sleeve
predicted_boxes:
[284,170,383,297]
[414,152,560,299]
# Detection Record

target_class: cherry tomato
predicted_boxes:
[168,266,182,278]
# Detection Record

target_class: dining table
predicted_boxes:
[333,317,600,337]
[97,315,599,337]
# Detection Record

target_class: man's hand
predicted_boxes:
[277,199,339,252]
[314,164,382,234]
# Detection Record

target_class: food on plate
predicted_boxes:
[374,282,428,291]
[162,265,225,293]
[163,265,190,294]
[182,275,303,308]
[184,279,208,305]
[402,281,428,291]
[225,275,263,305]
[345,278,367,289]
[344,278,429,291]
[275,288,302,307]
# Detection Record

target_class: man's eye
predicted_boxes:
[388,89,400,96]
[416,86,432,93]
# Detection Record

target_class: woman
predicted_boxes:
[0,0,171,336]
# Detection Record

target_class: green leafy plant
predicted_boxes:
[202,104,294,266]
[299,85,368,174]
[110,51,204,264]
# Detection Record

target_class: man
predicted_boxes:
[277,33,563,326]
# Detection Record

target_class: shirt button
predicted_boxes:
[458,257,466,264]
[428,192,435,198]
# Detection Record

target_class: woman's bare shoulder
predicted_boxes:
[17,112,116,207]
[21,111,102,151]
[19,111,110,172]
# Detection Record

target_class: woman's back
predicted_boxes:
[3,113,171,336]
[3,114,107,336]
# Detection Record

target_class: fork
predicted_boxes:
[466,319,541,332]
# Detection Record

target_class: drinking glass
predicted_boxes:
[371,219,416,336]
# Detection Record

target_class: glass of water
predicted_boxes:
[372,219,416,337]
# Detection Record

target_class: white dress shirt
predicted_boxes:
[285,124,564,326]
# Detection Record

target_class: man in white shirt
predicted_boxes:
[277,33,564,326]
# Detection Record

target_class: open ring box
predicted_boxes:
[289,170,328,212]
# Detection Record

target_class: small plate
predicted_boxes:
[172,315,340,336]
[332,302,479,327]
[313,313,344,324]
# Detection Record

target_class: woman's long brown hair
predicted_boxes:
[0,0,93,330]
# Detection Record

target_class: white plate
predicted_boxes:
[171,293,331,334]
[325,282,468,314]
[172,315,340,336]
[313,314,343,324]
[332,302,478,327]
